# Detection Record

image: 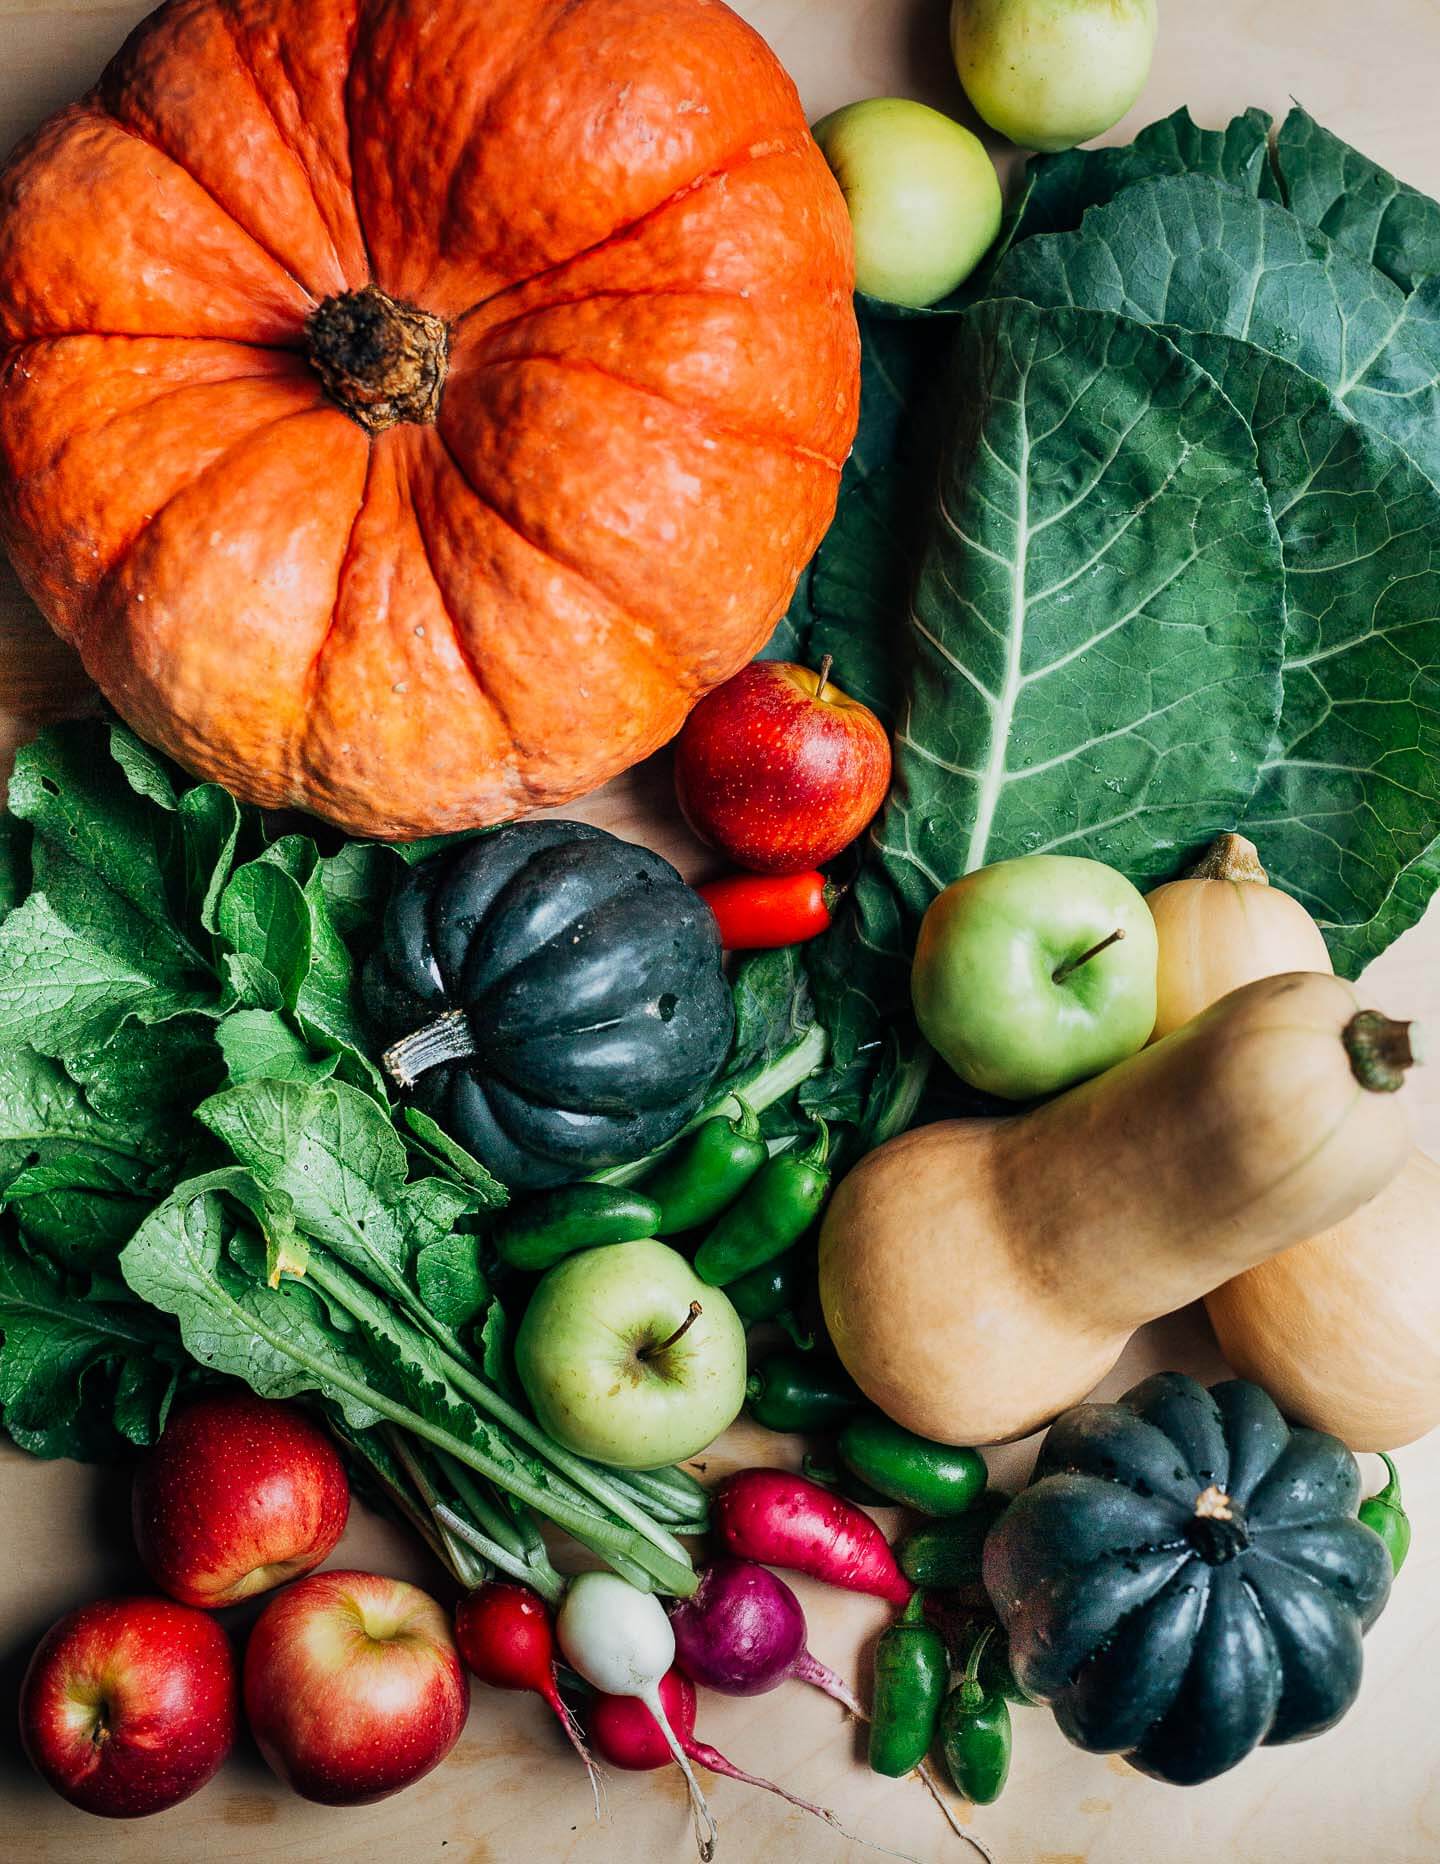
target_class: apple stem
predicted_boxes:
[641,1301,702,1360]
[815,654,834,703]
[1052,926,1125,985]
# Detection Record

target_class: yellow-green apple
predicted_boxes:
[20,1596,237,1817]
[132,1390,349,1608]
[951,0,1158,152]
[244,1570,468,1806]
[516,1239,746,1468]
[811,98,1003,306]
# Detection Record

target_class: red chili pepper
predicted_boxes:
[699,871,840,949]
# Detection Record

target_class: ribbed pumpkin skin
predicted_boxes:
[984,1373,1392,1786]
[0,0,859,837]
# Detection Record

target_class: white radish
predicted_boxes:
[557,1572,718,1861]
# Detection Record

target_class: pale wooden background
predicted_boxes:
[1,1,1439,1860]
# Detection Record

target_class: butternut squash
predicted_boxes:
[1145,834,1332,1041]
[819,972,1419,1445]
[1205,1152,1440,1449]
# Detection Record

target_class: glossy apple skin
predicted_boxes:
[811,98,1002,307]
[20,1596,237,1818]
[133,1391,349,1609]
[515,1239,747,1468]
[912,854,1158,1098]
[244,1570,468,1806]
[674,660,892,873]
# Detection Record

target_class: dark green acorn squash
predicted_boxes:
[365,822,733,1189]
[983,1372,1392,1786]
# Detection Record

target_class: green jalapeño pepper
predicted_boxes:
[694,1118,832,1287]
[493,1185,661,1272]
[725,1250,807,1327]
[643,1098,768,1235]
[746,1352,861,1433]
[899,1490,1011,1587]
[1359,1452,1412,1574]
[869,1593,948,1779]
[940,1628,1012,1805]
[839,1414,987,1517]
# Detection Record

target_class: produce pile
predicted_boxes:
[0,0,1437,1848]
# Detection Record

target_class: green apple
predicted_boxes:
[951,0,1157,153]
[911,854,1158,1099]
[811,98,1002,308]
[515,1239,746,1469]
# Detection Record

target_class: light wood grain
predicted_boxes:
[2,3,1440,1861]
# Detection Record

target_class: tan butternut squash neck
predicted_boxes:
[306,286,449,434]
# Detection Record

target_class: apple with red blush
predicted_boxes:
[674,657,892,872]
[244,1569,469,1805]
[20,1595,237,1818]
[132,1389,349,1609]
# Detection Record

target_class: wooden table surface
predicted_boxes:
[3,1,1440,1859]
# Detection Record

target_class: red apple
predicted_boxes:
[244,1570,469,1805]
[132,1390,349,1608]
[20,1596,237,1818]
[674,658,892,872]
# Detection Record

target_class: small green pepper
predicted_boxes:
[694,1119,832,1287]
[725,1250,805,1327]
[869,1593,948,1778]
[899,1490,1011,1587]
[643,1098,768,1235]
[746,1352,861,1433]
[801,1453,890,1509]
[977,1631,1032,1707]
[940,1628,1012,1805]
[1359,1452,1412,1574]
[839,1413,987,1517]
[493,1185,661,1272]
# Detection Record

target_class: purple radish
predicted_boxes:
[668,1556,863,1713]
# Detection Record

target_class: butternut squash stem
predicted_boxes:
[1343,1011,1426,1093]
[383,1008,478,1087]
[1052,927,1125,985]
[1185,832,1270,883]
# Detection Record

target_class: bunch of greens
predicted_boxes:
[780,104,1440,1113]
[0,718,747,1596]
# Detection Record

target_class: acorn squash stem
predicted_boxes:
[383,1009,478,1088]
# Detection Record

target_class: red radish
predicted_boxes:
[712,1469,912,1604]
[669,1558,861,1712]
[455,1582,602,1816]
[589,1668,858,1837]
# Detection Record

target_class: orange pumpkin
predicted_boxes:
[0,0,858,837]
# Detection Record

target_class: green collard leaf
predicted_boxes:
[0,815,29,917]
[1323,840,1440,976]
[0,1225,181,1458]
[416,1233,490,1330]
[1007,107,1273,247]
[991,175,1440,495]
[218,862,311,1010]
[765,310,950,725]
[402,1109,507,1205]
[1162,331,1440,971]
[197,1078,477,1312]
[222,951,286,1011]
[1271,106,1440,294]
[217,1010,339,1087]
[119,1172,381,1431]
[726,947,816,1082]
[874,298,1285,909]
[797,868,916,1133]
[0,1044,153,1189]
[0,893,215,1057]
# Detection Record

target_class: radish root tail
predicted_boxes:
[645,1686,718,1861]
[553,1693,606,1823]
[688,1740,920,1863]
[792,1650,866,1718]
[917,1760,996,1862]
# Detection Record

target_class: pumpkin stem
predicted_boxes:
[1186,1487,1249,1564]
[1343,1011,1425,1094]
[383,1009,479,1088]
[1052,927,1125,985]
[307,286,449,434]
[1184,832,1269,884]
